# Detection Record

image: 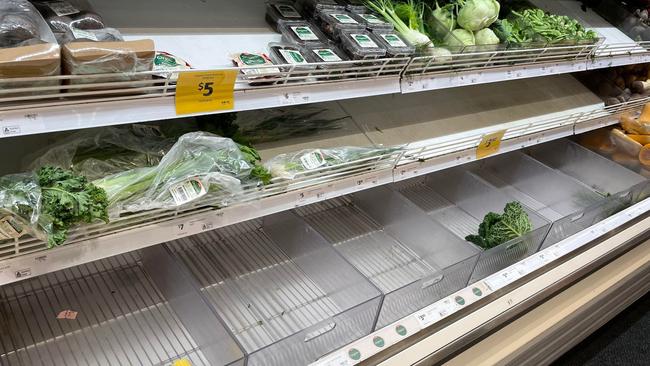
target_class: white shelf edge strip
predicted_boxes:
[311,197,650,366]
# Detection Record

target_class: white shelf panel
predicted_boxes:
[311,196,650,366]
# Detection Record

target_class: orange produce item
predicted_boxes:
[640,144,650,168]
[640,102,650,124]
[620,113,650,135]
[611,128,643,156]
[627,134,650,145]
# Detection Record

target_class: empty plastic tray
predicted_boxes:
[296,186,479,328]
[164,212,381,366]
[0,252,244,366]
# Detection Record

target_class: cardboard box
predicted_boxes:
[0,43,61,78]
[62,39,155,76]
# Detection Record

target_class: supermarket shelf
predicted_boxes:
[312,192,650,366]
[0,92,642,287]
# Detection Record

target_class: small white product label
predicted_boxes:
[1,125,20,136]
[71,28,99,41]
[0,217,22,240]
[278,49,308,64]
[274,4,301,18]
[359,14,386,24]
[331,14,358,24]
[300,150,327,170]
[169,178,207,206]
[47,1,79,16]
[312,49,342,62]
[291,26,319,41]
[351,34,378,48]
[381,34,407,47]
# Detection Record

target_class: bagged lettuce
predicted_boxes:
[93,132,252,215]
[265,146,401,180]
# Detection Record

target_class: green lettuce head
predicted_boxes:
[457,0,500,32]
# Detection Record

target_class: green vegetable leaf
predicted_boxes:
[37,166,108,247]
[465,201,532,249]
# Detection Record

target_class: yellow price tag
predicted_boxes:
[476,130,506,159]
[172,359,192,366]
[175,70,237,115]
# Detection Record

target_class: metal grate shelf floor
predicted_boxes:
[297,198,435,294]
[0,253,207,366]
[166,222,341,353]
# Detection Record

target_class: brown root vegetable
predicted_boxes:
[632,80,650,94]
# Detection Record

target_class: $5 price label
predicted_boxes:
[476,129,506,159]
[175,70,237,115]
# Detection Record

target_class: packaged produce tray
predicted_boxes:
[164,212,382,366]
[393,166,551,282]
[0,251,244,366]
[296,186,479,329]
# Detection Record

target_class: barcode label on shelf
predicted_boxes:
[484,268,520,291]
[414,305,442,327]
[320,353,351,366]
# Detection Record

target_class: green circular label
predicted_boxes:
[395,325,407,336]
[348,348,361,361]
[455,296,466,306]
[373,336,385,348]
[473,287,483,297]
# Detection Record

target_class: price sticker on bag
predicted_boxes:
[175,70,237,115]
[476,129,506,159]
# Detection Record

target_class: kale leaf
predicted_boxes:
[466,202,532,249]
[38,166,109,247]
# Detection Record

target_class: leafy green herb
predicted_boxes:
[466,201,532,249]
[37,166,109,247]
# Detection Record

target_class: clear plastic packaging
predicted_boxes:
[338,0,368,13]
[264,146,399,180]
[338,30,387,59]
[232,52,281,85]
[278,20,330,46]
[298,0,345,18]
[62,39,155,83]
[349,12,394,31]
[302,43,350,66]
[27,125,174,181]
[0,173,51,244]
[268,42,316,70]
[93,132,251,215]
[266,0,304,31]
[316,9,365,40]
[371,30,415,57]
[0,0,60,91]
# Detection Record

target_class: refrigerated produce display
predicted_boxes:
[2,1,650,366]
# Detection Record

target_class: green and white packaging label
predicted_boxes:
[274,4,301,18]
[279,49,308,64]
[359,14,386,24]
[300,150,327,170]
[381,34,407,47]
[331,14,358,24]
[312,49,342,62]
[71,28,99,41]
[291,26,319,41]
[351,34,378,48]
[240,53,267,66]
[170,178,207,206]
